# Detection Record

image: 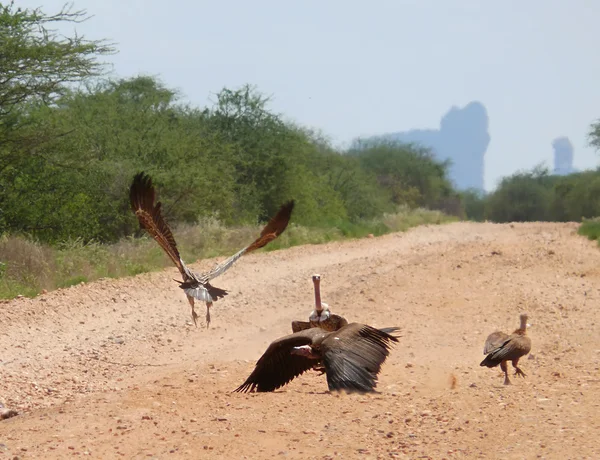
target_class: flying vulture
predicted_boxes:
[480,313,532,385]
[234,323,400,393]
[129,172,295,327]
[291,274,348,333]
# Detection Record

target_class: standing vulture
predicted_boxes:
[129,172,295,327]
[480,313,532,385]
[291,274,348,333]
[234,323,400,393]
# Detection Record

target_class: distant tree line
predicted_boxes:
[0,3,462,244]
[3,3,600,245]
[462,165,600,223]
[460,107,600,223]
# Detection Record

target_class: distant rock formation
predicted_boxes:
[354,101,490,191]
[552,137,575,175]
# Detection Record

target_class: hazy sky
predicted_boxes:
[20,0,600,190]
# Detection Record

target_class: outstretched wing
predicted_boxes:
[246,200,296,252]
[234,328,324,393]
[129,172,191,281]
[321,324,399,393]
[203,200,295,282]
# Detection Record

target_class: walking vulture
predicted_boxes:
[480,313,532,385]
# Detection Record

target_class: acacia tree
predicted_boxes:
[0,1,114,233]
[589,120,600,151]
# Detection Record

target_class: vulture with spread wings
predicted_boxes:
[234,323,400,393]
[129,172,295,327]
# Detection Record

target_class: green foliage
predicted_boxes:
[347,139,458,214]
[0,2,114,236]
[476,165,600,223]
[0,2,113,111]
[0,1,114,142]
[589,119,600,152]
[460,189,486,221]
[578,218,600,243]
[485,166,554,222]
[1,74,460,243]
[550,171,600,221]
[0,2,462,295]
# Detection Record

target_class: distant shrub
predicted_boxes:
[0,209,455,299]
[578,218,600,242]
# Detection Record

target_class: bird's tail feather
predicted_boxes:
[378,326,401,337]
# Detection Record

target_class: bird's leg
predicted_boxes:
[312,364,326,375]
[501,360,511,385]
[205,301,212,329]
[512,359,526,378]
[188,296,199,327]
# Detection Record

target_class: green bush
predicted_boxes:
[482,166,600,224]
[347,139,457,214]
[461,189,486,221]
[578,218,600,242]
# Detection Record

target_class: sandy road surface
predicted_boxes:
[1,222,599,459]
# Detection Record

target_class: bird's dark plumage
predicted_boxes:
[129,172,295,327]
[291,314,349,333]
[234,323,400,393]
[480,334,531,368]
[480,314,531,385]
[483,331,509,355]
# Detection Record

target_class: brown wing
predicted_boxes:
[320,323,399,392]
[129,172,190,281]
[316,314,349,332]
[234,327,325,393]
[245,200,295,252]
[483,331,509,355]
[203,200,295,282]
[294,314,349,333]
[480,334,532,368]
[291,320,313,333]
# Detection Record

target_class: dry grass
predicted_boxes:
[0,208,457,299]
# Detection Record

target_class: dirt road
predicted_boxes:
[1,222,599,459]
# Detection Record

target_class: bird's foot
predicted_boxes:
[312,365,326,376]
[514,368,526,378]
[503,377,512,385]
